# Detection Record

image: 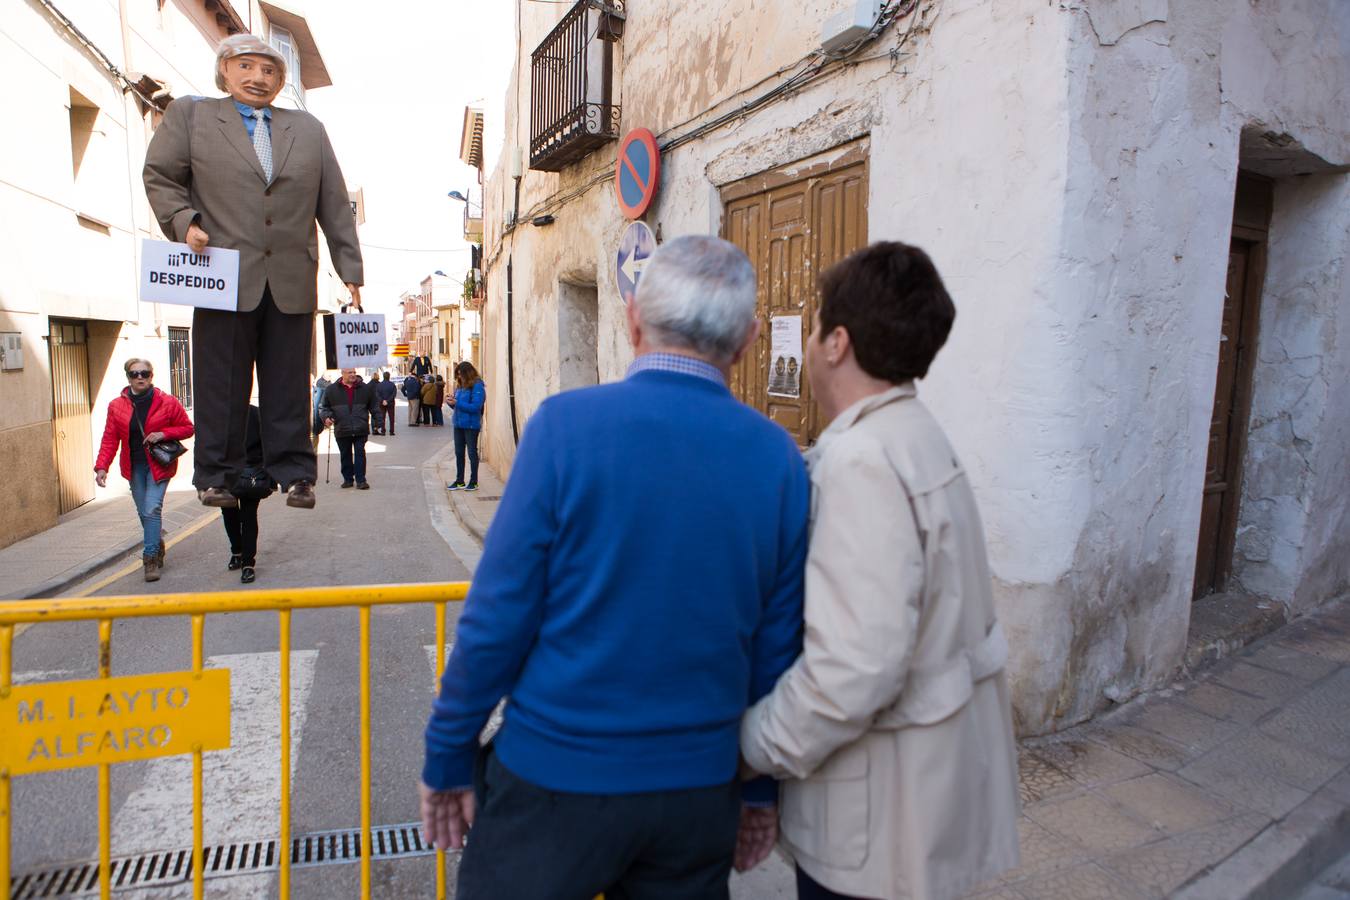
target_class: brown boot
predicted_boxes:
[198,486,239,508]
[286,481,316,509]
[143,556,161,582]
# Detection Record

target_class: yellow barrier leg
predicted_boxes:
[434,601,447,900]
[191,614,205,900]
[1,624,12,898]
[360,606,372,900]
[98,619,112,900]
[279,609,292,900]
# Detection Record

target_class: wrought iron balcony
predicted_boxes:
[529,0,626,172]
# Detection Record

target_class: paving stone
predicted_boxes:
[1177,731,1341,817]
[1024,792,1160,853]
[1086,724,1197,772]
[1322,767,1350,805]
[1009,861,1150,900]
[1297,886,1350,900]
[1213,658,1320,701]
[1100,812,1270,897]
[1120,699,1244,756]
[994,816,1092,883]
[1031,737,1153,787]
[1275,631,1350,664]
[1018,750,1081,805]
[1176,679,1281,725]
[963,888,1023,900]
[1240,641,1339,682]
[1257,670,1350,762]
[1102,773,1236,834]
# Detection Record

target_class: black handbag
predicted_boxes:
[232,466,275,501]
[147,439,188,467]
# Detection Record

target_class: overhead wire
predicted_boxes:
[34,0,164,111]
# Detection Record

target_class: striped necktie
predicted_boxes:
[251,108,273,182]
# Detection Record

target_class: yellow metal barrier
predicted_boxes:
[0,581,470,900]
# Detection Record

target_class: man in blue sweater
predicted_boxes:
[421,235,809,898]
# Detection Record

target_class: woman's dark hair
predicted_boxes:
[455,362,480,389]
[817,241,955,382]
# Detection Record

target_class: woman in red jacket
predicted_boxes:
[94,358,195,582]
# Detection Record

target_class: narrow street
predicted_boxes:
[7,411,474,897]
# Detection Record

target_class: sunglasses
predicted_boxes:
[127,370,153,379]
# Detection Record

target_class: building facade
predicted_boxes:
[474,0,1350,734]
[0,0,349,548]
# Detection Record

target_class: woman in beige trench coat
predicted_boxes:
[739,243,1020,900]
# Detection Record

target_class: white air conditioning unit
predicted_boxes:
[821,0,882,54]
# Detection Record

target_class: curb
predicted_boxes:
[20,536,142,599]
[1174,779,1350,900]
[446,489,488,545]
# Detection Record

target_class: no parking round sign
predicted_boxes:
[614,128,660,219]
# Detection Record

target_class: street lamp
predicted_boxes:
[446,190,483,212]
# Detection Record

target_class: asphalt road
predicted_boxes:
[9,415,472,897]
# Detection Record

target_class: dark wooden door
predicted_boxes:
[1194,241,1260,598]
[721,140,869,445]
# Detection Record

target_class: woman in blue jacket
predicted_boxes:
[446,362,486,491]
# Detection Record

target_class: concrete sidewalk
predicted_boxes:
[0,488,215,599]
[440,456,504,545]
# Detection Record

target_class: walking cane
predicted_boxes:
[325,424,333,484]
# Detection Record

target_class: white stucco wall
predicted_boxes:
[478,0,1349,733]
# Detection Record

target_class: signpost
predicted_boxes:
[333,313,388,368]
[139,239,240,311]
[616,220,657,305]
[614,128,661,220]
[0,670,231,775]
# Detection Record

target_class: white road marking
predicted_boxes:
[110,650,318,898]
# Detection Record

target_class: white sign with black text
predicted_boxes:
[139,239,240,311]
[334,313,388,368]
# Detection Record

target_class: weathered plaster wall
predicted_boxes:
[479,0,1349,733]
[1236,174,1350,613]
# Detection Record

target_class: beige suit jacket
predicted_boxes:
[143,96,362,314]
[741,384,1020,900]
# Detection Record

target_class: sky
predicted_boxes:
[299,1,516,319]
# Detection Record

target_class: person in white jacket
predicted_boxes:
[739,242,1020,900]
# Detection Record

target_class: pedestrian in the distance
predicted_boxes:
[431,374,446,427]
[419,376,437,426]
[221,405,276,584]
[94,359,195,583]
[320,368,377,489]
[403,372,422,428]
[739,243,1020,900]
[446,362,485,492]
[375,372,398,436]
[368,370,385,434]
[311,374,330,451]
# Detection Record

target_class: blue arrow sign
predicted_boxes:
[616,221,656,305]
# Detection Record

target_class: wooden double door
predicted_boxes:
[721,139,869,446]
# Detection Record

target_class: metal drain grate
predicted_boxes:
[10,823,436,897]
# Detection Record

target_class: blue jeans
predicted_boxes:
[454,427,480,484]
[335,434,367,484]
[431,404,445,426]
[129,464,169,558]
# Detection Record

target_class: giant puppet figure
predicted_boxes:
[144,34,363,510]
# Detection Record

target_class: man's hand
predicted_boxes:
[185,223,209,254]
[345,284,361,310]
[324,418,335,427]
[94,469,108,488]
[419,782,475,850]
[734,804,778,872]
[144,431,166,445]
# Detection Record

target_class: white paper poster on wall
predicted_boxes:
[333,313,388,368]
[768,315,802,398]
[138,239,240,311]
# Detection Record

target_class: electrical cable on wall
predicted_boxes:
[34,0,164,110]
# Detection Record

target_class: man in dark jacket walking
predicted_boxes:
[319,368,377,489]
[402,372,422,428]
[375,372,399,436]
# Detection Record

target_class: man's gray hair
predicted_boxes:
[214,34,288,92]
[633,235,757,365]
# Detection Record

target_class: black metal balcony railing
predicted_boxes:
[530,0,626,172]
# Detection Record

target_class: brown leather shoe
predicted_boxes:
[198,486,239,508]
[286,481,316,509]
[143,556,161,582]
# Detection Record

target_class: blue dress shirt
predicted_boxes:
[233,99,272,139]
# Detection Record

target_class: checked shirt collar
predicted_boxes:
[626,352,726,388]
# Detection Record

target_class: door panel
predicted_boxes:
[722,145,869,445]
[50,320,94,514]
